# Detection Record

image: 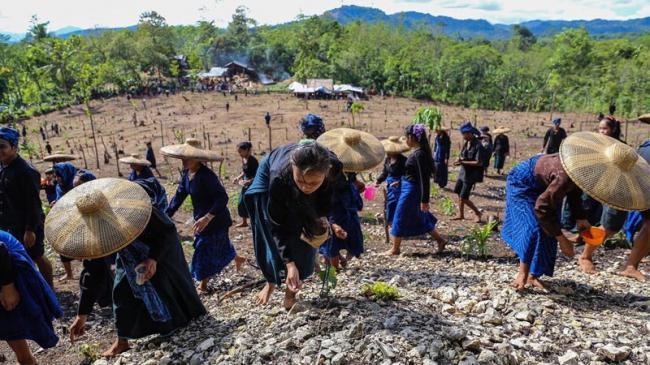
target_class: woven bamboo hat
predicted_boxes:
[559,132,650,211]
[160,138,222,162]
[317,128,385,172]
[119,153,151,167]
[44,178,153,259]
[381,136,410,154]
[638,113,650,124]
[493,127,511,134]
[44,152,77,163]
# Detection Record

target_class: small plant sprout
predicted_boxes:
[438,196,455,216]
[361,281,400,301]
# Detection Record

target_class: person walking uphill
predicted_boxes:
[433,127,451,188]
[492,127,510,175]
[120,153,168,212]
[453,122,484,223]
[375,137,409,228]
[245,142,336,310]
[502,132,650,290]
[0,127,54,287]
[0,230,62,365]
[232,142,259,228]
[384,124,447,256]
[46,178,205,357]
[542,118,567,154]
[317,128,385,269]
[53,161,78,281]
[163,139,243,294]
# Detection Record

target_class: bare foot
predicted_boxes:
[451,216,465,221]
[255,283,275,305]
[435,240,447,254]
[578,257,597,274]
[58,274,75,282]
[283,289,297,310]
[103,339,130,358]
[511,272,527,291]
[381,249,400,256]
[234,221,248,228]
[527,276,546,290]
[618,266,647,281]
[197,284,212,295]
[234,255,247,272]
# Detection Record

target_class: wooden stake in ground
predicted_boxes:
[85,101,101,170]
[111,137,122,177]
[78,145,88,169]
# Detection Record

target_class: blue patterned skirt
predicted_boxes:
[493,152,506,170]
[390,178,437,238]
[501,155,558,278]
[191,228,236,281]
[385,176,401,224]
[0,233,62,348]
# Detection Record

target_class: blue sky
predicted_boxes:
[1,0,649,33]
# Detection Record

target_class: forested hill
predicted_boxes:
[324,5,650,39]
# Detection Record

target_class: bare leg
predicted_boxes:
[234,218,248,228]
[255,282,275,305]
[382,236,401,255]
[197,278,210,293]
[7,340,37,365]
[579,244,598,274]
[462,198,483,223]
[511,262,529,291]
[283,289,298,310]
[430,229,447,254]
[234,255,247,272]
[330,256,341,271]
[59,261,75,281]
[102,338,131,358]
[34,256,54,288]
[619,221,650,281]
[452,197,465,220]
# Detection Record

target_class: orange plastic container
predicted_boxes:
[580,227,606,246]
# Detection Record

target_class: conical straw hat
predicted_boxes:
[317,128,385,172]
[44,152,77,163]
[119,153,151,167]
[381,136,410,154]
[160,138,223,162]
[559,132,650,211]
[44,178,153,260]
[492,127,511,134]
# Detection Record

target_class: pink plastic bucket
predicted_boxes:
[363,185,377,200]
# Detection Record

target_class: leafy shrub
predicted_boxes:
[438,196,455,216]
[361,281,400,301]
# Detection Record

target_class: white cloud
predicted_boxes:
[0,0,648,33]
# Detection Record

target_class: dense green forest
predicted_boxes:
[1,7,649,121]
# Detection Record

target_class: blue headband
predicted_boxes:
[300,114,326,137]
[0,127,19,147]
[459,122,480,136]
[553,118,562,126]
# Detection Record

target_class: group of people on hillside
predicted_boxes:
[1,109,650,364]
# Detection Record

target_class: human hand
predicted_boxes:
[575,219,591,233]
[69,315,88,343]
[390,181,399,188]
[23,231,36,248]
[332,224,348,240]
[420,203,430,212]
[139,258,157,282]
[0,283,20,311]
[193,214,214,234]
[285,262,303,292]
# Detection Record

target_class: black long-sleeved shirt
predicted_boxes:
[543,127,567,154]
[493,134,510,154]
[376,155,407,184]
[243,156,259,180]
[0,242,16,286]
[0,155,44,236]
[404,149,432,204]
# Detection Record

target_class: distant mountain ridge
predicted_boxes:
[2,5,649,43]
[323,5,650,39]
